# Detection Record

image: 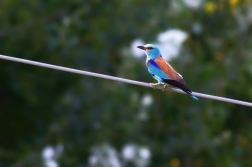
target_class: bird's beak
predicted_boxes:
[137,46,146,50]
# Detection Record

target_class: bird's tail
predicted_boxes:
[190,94,198,100]
[162,79,198,100]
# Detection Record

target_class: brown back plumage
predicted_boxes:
[154,57,185,84]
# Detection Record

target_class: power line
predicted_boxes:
[0,54,252,107]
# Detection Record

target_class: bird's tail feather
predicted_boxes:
[190,94,198,100]
[162,79,198,100]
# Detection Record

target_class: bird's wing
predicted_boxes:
[147,58,194,96]
[153,57,185,84]
[146,59,169,82]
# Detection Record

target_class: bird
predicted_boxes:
[137,44,198,100]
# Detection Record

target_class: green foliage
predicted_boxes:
[0,0,252,167]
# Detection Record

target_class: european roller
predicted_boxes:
[137,44,198,100]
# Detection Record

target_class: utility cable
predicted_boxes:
[0,54,251,107]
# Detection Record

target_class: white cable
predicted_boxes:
[0,54,252,107]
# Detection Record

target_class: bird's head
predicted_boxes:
[137,44,161,60]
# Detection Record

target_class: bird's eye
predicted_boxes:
[146,47,153,50]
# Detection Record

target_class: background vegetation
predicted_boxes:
[1,0,252,166]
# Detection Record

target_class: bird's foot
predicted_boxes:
[150,82,160,89]
[162,84,167,91]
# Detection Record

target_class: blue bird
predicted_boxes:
[137,44,198,100]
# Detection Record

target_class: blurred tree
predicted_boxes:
[0,0,252,167]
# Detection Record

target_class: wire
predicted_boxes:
[0,54,252,107]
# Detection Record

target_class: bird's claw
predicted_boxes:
[150,83,167,91]
[162,84,167,91]
[150,83,157,89]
